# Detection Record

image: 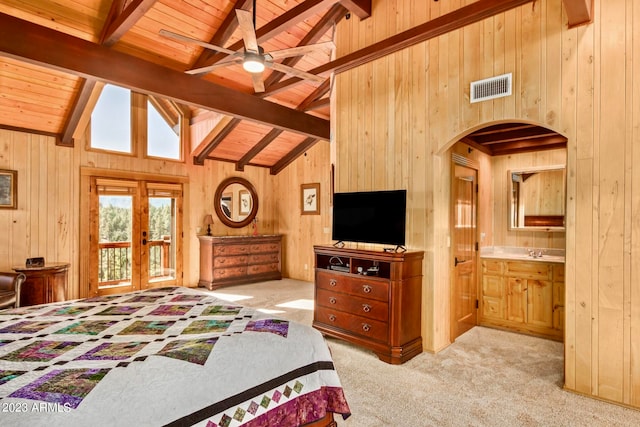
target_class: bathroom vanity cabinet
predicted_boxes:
[479,258,564,341]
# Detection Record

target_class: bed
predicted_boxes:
[0,286,350,426]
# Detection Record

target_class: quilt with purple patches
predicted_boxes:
[0,286,350,426]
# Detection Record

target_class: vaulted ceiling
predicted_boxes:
[0,0,591,174]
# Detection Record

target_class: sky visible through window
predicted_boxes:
[91,85,131,153]
[91,84,179,159]
[147,101,179,159]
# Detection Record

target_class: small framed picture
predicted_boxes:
[239,190,251,215]
[0,169,17,210]
[301,183,320,215]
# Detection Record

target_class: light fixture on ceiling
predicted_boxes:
[242,51,265,73]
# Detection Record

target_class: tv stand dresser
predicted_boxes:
[313,245,423,364]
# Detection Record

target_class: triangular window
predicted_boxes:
[147,99,181,160]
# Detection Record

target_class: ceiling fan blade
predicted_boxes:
[235,9,260,53]
[185,58,243,75]
[159,29,238,56]
[268,41,335,59]
[251,73,265,93]
[265,61,326,83]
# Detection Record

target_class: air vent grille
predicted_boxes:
[470,73,512,103]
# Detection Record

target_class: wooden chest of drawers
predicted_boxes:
[199,235,282,290]
[313,245,423,364]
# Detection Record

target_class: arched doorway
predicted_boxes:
[445,121,568,343]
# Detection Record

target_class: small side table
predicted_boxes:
[12,263,70,307]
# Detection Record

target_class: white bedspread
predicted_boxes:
[0,286,350,426]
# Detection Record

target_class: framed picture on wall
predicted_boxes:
[239,190,251,215]
[301,183,320,215]
[0,169,17,209]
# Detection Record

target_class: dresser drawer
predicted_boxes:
[316,270,389,302]
[213,266,247,279]
[248,253,279,264]
[214,244,250,256]
[250,243,280,253]
[248,262,279,275]
[315,308,388,343]
[316,288,388,322]
[213,255,248,268]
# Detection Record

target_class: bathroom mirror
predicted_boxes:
[508,166,566,231]
[214,176,258,228]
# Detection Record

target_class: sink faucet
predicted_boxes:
[527,248,544,258]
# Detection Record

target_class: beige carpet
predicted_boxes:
[204,279,640,427]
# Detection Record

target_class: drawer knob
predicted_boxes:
[362,285,372,293]
[362,304,371,313]
[329,297,337,304]
[329,314,336,322]
[329,279,337,287]
[362,323,371,332]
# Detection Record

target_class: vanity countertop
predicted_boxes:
[480,246,565,263]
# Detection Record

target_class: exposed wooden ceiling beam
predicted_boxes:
[235,79,332,172]
[265,0,535,95]
[60,78,97,146]
[304,98,330,111]
[190,0,253,71]
[339,0,371,20]
[270,137,320,175]
[193,0,337,74]
[195,118,242,165]
[100,0,159,46]
[487,136,568,156]
[0,13,330,141]
[460,137,493,156]
[472,128,561,145]
[563,0,593,28]
[263,3,347,90]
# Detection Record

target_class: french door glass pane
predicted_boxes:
[148,197,176,281]
[98,195,132,288]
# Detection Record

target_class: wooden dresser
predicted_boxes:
[13,263,69,307]
[198,235,282,290]
[313,245,423,364]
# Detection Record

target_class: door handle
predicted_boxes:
[455,257,462,267]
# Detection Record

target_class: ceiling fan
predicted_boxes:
[159,0,333,93]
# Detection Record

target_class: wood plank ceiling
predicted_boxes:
[0,0,589,174]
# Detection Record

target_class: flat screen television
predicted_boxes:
[332,190,407,247]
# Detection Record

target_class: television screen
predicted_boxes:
[332,190,407,246]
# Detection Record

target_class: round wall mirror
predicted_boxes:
[213,176,259,228]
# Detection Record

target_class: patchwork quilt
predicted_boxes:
[0,287,350,426]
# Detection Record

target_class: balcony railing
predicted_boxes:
[98,239,171,286]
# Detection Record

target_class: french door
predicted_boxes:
[88,177,183,296]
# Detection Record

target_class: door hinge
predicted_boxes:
[475,242,479,251]
[476,183,479,193]
[475,299,479,309]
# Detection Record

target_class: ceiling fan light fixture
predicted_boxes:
[242,52,265,73]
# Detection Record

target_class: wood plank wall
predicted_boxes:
[0,109,329,293]
[334,0,639,408]
[273,140,332,282]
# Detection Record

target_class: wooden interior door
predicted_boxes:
[451,163,478,341]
